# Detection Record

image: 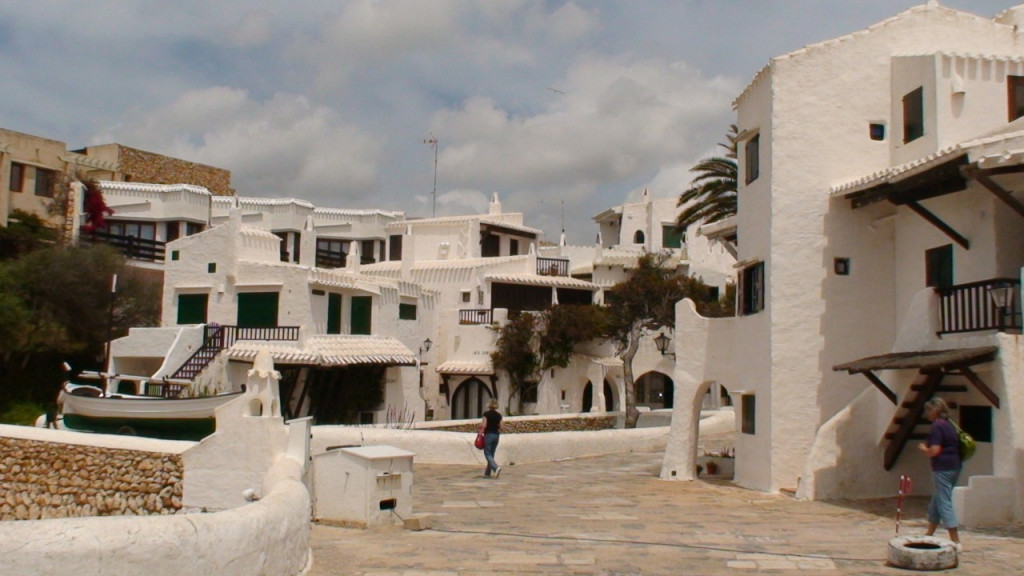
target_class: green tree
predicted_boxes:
[675,124,738,232]
[0,209,57,260]
[0,244,160,412]
[491,304,607,414]
[604,251,713,428]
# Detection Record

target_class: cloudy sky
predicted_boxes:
[0,1,1014,243]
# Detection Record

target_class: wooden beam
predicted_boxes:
[904,201,970,249]
[971,171,1024,220]
[958,366,1001,409]
[861,371,898,405]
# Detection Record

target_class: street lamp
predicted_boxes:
[653,332,674,357]
[419,338,433,355]
[987,281,1015,330]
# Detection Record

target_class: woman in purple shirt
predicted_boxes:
[917,397,961,549]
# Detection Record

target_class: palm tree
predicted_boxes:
[675,124,738,232]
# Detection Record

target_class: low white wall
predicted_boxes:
[311,425,670,466]
[0,454,311,576]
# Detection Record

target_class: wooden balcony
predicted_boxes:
[84,231,165,262]
[937,278,1022,335]
[459,309,493,325]
[536,257,569,277]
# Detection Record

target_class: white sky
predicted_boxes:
[0,1,1015,243]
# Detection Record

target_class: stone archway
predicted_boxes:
[582,379,617,412]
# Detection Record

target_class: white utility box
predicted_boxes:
[312,445,414,528]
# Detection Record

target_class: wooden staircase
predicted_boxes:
[882,371,969,469]
[172,326,227,381]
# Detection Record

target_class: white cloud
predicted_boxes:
[96,88,384,202]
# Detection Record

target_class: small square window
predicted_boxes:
[207,262,217,273]
[171,250,180,261]
[960,405,992,443]
[834,258,850,275]
[869,123,886,141]
[461,291,471,303]
[399,303,417,320]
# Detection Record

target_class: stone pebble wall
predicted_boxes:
[430,415,618,434]
[119,146,234,196]
[0,437,183,521]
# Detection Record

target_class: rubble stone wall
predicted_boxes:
[118,146,234,196]
[0,437,183,521]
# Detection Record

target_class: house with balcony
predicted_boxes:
[105,205,437,425]
[663,1,1024,525]
[0,128,232,238]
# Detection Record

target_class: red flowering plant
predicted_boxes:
[80,179,114,232]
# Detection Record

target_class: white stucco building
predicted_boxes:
[663,1,1024,525]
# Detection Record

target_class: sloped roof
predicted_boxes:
[833,346,998,373]
[228,336,416,367]
[436,359,493,375]
[100,180,211,196]
[486,273,599,290]
[832,121,1024,197]
[386,215,542,236]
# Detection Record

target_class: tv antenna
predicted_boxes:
[423,134,438,217]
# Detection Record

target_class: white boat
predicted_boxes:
[56,382,242,441]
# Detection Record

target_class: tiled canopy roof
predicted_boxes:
[435,360,493,375]
[228,336,417,367]
[485,273,599,289]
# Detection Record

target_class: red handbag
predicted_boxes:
[474,432,485,449]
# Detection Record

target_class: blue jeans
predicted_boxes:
[483,432,500,476]
[927,468,960,529]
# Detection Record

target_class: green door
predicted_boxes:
[327,293,342,334]
[177,293,208,325]
[350,296,372,335]
[237,292,279,328]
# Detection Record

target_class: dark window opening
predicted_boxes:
[389,234,402,261]
[1009,76,1024,122]
[903,87,924,143]
[177,293,208,325]
[510,238,519,256]
[834,258,850,276]
[741,394,756,434]
[327,293,342,334]
[745,134,760,184]
[925,244,953,289]
[633,230,645,244]
[9,162,24,192]
[959,405,992,443]
[869,123,886,141]
[662,225,683,248]
[399,303,417,320]
[739,261,765,315]
[481,234,500,257]
[237,292,279,328]
[34,167,55,198]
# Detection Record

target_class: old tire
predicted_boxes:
[887,535,957,571]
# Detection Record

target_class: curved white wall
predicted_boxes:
[0,456,311,576]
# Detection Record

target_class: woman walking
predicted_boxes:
[918,397,961,549]
[480,399,503,478]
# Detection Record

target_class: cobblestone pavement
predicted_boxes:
[308,450,1024,575]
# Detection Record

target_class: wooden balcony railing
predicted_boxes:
[537,257,569,277]
[172,324,300,380]
[937,278,1022,334]
[84,231,165,262]
[459,309,493,325]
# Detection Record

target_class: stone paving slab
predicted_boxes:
[308,450,1024,575]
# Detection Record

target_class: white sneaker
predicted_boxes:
[954,543,962,553]
[494,466,501,478]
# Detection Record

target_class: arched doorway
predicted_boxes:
[451,377,493,420]
[582,380,616,412]
[636,371,673,409]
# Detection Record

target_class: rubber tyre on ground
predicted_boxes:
[887,535,957,571]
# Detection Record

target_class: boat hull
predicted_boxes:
[59,388,243,441]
